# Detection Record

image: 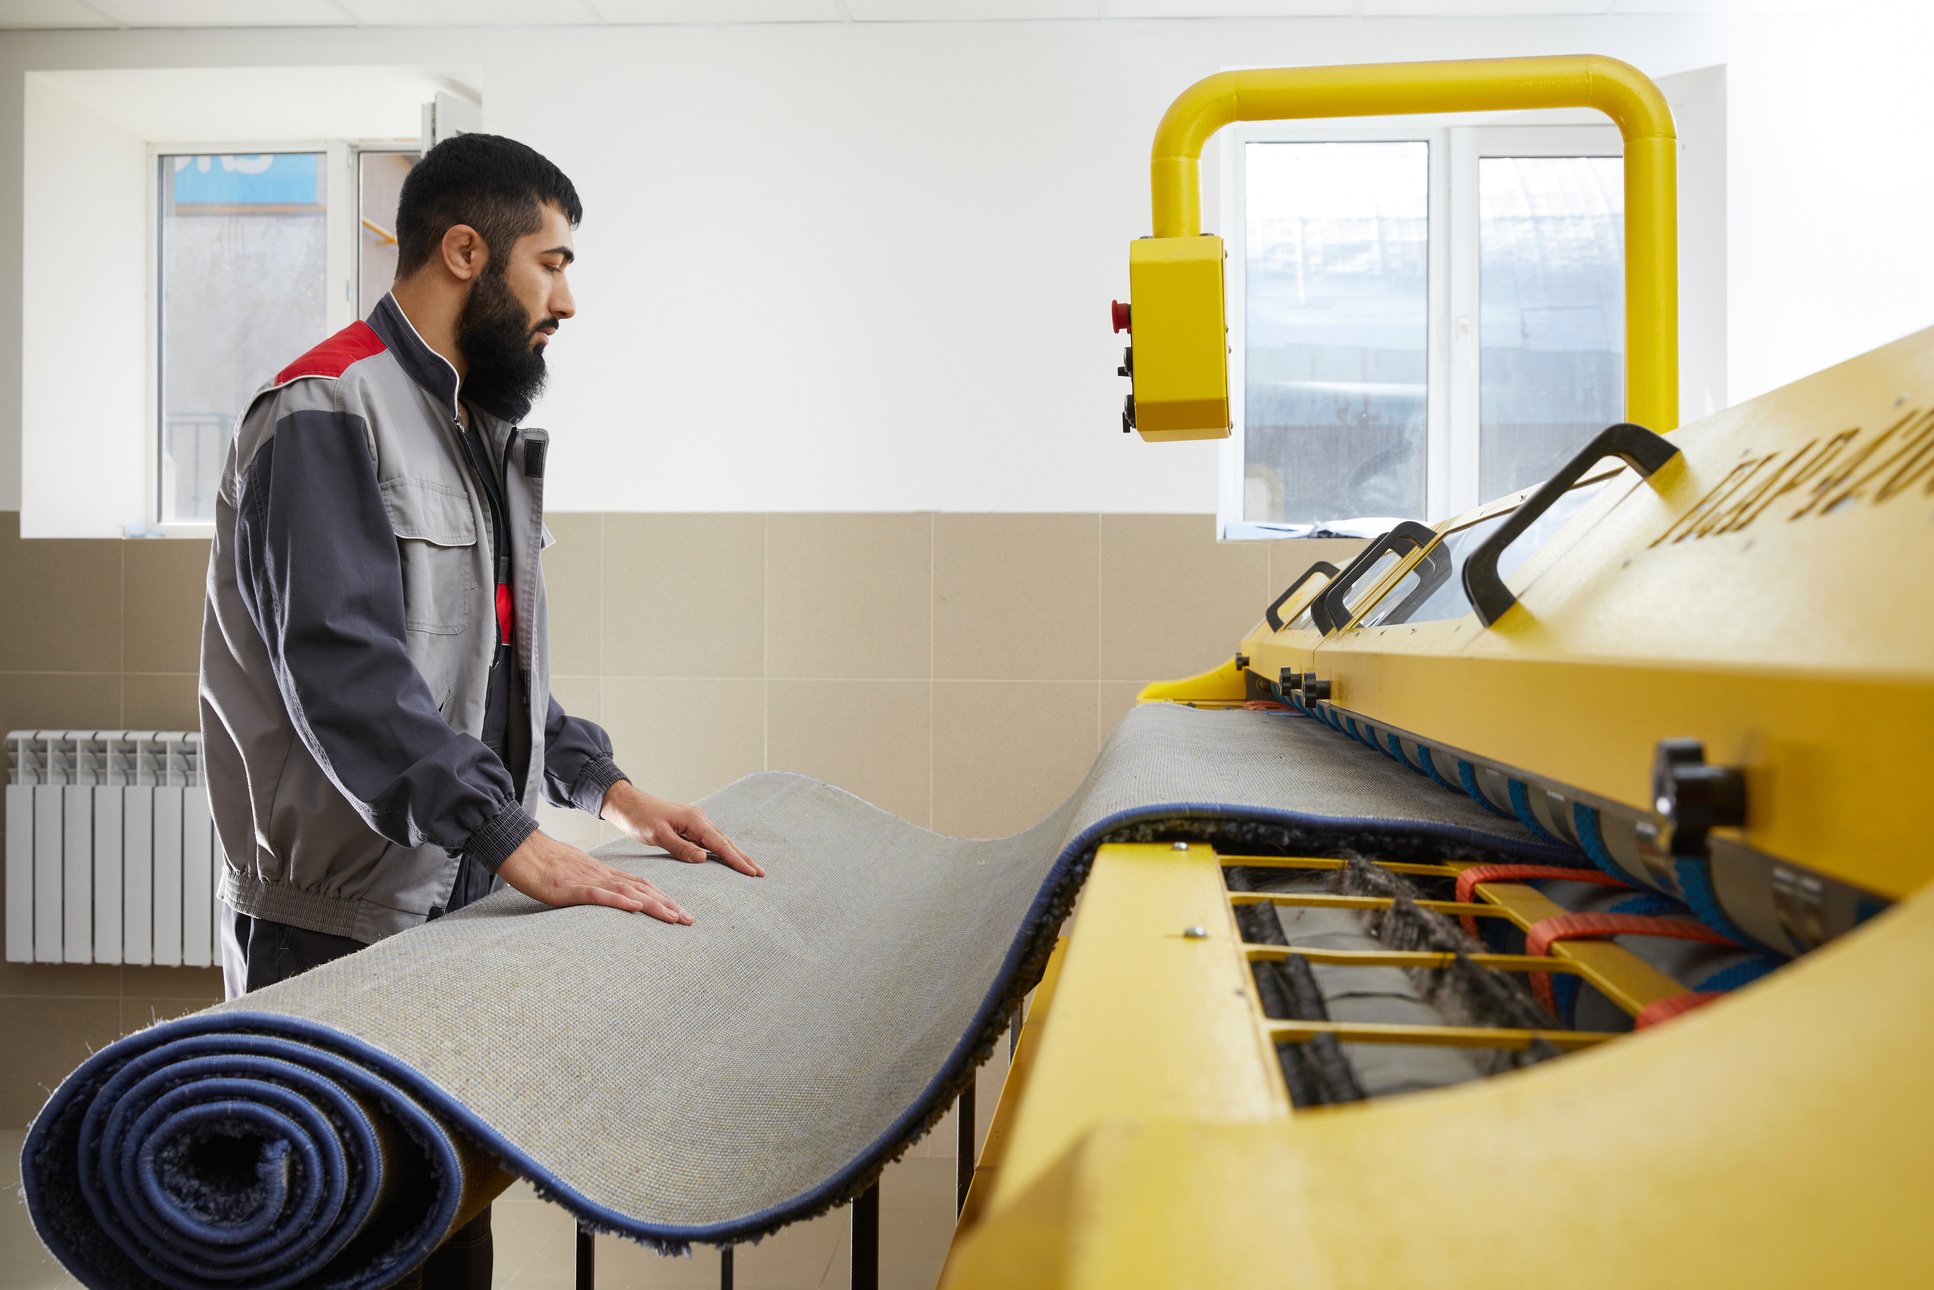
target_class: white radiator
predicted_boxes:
[4,731,223,967]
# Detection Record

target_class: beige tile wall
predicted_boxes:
[0,510,1361,1132]
[0,513,222,1126]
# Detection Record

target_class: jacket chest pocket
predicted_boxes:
[380,476,480,637]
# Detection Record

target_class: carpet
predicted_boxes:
[22,703,1573,1288]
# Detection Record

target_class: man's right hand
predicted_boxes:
[496,831,693,925]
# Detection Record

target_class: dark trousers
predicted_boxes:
[220,906,494,1289]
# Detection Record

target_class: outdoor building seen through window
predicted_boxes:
[1478,156,1624,499]
[1236,131,1624,531]
[158,153,327,525]
[156,147,419,526]
[1243,141,1429,526]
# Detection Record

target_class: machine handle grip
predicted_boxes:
[1264,561,1340,631]
[1463,421,1680,628]
[1312,521,1437,636]
[1308,541,1387,635]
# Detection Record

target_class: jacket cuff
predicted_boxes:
[463,800,541,872]
[572,755,631,817]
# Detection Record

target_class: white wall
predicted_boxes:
[20,74,146,539]
[3,13,1931,531]
[1716,16,1934,405]
[1662,64,1725,425]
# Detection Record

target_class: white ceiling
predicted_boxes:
[0,0,1875,26]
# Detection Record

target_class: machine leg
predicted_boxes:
[575,1222,594,1289]
[851,1181,879,1290]
[956,1075,975,1214]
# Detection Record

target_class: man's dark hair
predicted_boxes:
[394,133,582,276]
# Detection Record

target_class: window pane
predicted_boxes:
[1243,141,1428,526]
[358,150,419,316]
[159,153,328,524]
[1478,156,1623,500]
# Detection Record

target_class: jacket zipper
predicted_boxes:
[452,414,515,671]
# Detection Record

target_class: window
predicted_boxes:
[1222,124,1625,537]
[152,144,418,527]
[1475,151,1623,501]
[357,149,418,316]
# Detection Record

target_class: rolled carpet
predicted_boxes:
[23,704,1572,1287]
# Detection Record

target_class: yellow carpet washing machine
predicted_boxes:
[942,55,1934,1289]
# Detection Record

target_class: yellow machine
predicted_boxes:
[945,56,1933,1287]
[1113,55,1678,442]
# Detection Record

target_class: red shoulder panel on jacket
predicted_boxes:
[273,320,387,386]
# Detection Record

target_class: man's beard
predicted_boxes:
[457,267,550,413]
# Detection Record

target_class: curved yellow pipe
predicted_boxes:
[1150,55,1678,431]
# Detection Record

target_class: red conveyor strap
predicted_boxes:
[1523,913,1739,1013]
[1453,865,1631,939]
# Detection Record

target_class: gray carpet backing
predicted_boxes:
[23,704,1572,1287]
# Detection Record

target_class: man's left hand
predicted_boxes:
[599,782,764,878]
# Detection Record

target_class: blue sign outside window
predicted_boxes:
[170,153,323,207]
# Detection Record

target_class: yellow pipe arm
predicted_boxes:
[1149,55,1678,431]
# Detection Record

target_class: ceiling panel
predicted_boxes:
[1608,0,1842,11]
[1105,1,1353,16]
[588,0,844,19]
[85,0,352,25]
[0,0,1876,27]
[845,0,1100,19]
[0,0,112,27]
[334,0,600,24]
[1357,0,1613,14]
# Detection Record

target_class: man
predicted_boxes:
[198,133,759,1286]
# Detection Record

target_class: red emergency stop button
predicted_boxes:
[1111,300,1131,333]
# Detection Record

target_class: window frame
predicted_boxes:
[350,142,423,317]
[1218,120,1623,540]
[144,140,356,537]
[1451,124,1626,515]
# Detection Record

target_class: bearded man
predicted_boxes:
[198,133,758,1287]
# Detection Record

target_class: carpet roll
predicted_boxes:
[26,1021,512,1289]
[24,705,1570,1287]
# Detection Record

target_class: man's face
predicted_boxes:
[456,202,577,411]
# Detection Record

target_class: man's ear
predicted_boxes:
[440,224,488,282]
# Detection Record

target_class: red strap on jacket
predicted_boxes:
[1453,865,1631,939]
[1634,991,1724,1029]
[495,583,512,646]
[1524,913,1738,1013]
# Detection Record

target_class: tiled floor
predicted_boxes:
[5,1100,981,1289]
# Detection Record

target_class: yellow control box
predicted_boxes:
[1125,235,1230,441]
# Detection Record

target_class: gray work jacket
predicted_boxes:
[199,293,628,943]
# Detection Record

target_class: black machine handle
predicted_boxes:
[1265,561,1341,631]
[1462,421,1680,628]
[1307,541,1386,635]
[1366,540,1454,628]
[1312,521,1437,636]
